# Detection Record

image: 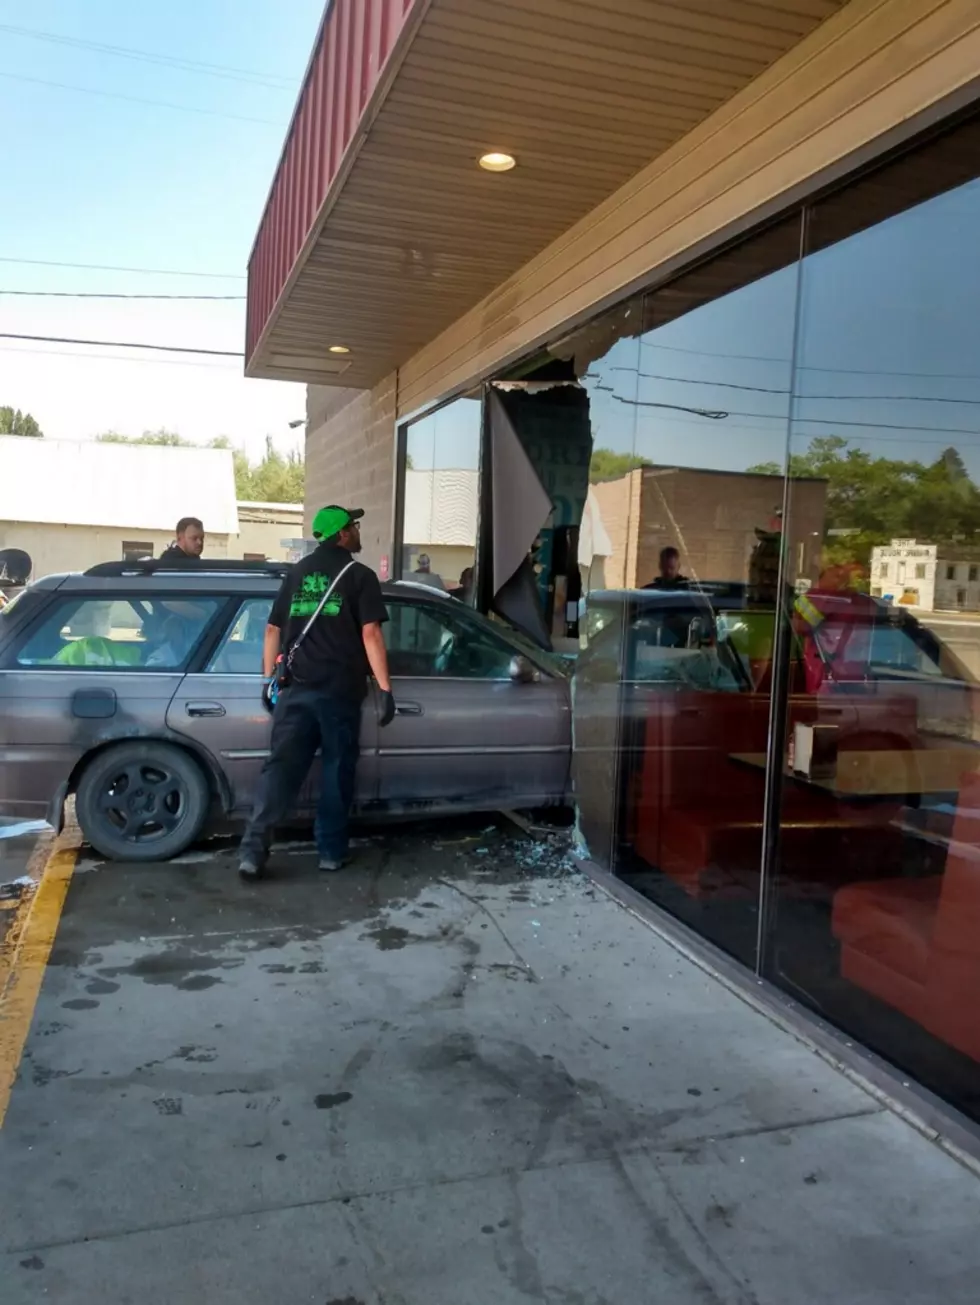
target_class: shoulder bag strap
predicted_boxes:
[285,559,355,669]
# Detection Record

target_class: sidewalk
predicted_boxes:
[2,820,979,1303]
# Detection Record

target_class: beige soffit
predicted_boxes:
[397,0,980,415]
[250,0,849,385]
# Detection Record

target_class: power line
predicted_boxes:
[641,337,980,384]
[0,333,243,358]
[0,70,284,127]
[0,257,244,280]
[0,22,295,90]
[0,344,240,371]
[610,365,980,406]
[606,405,980,449]
[607,390,979,437]
[0,289,245,301]
[599,389,728,420]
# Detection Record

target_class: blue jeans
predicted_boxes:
[240,686,362,865]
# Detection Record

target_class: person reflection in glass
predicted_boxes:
[645,546,689,591]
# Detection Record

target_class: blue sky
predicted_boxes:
[582,175,980,483]
[408,172,980,488]
[0,0,324,454]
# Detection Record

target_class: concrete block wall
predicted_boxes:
[304,372,398,571]
[590,472,642,590]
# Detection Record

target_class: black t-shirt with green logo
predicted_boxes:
[268,543,388,700]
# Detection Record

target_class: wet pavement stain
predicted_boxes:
[179,1046,218,1062]
[357,923,422,955]
[98,951,243,987]
[363,924,415,951]
[31,1064,81,1087]
[84,979,119,995]
[61,998,99,1011]
[315,1092,353,1110]
[178,974,222,991]
[153,1096,183,1116]
[19,1256,44,1270]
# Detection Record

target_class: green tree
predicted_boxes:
[747,436,980,572]
[0,406,43,437]
[243,435,305,503]
[589,447,652,483]
[97,428,189,446]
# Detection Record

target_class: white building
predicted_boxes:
[871,538,980,612]
[0,437,302,581]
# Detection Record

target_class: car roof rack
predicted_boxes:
[84,559,291,578]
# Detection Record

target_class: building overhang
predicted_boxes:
[246,0,849,387]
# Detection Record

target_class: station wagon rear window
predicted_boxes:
[14,595,221,671]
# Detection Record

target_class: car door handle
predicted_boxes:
[186,701,226,718]
[395,701,423,716]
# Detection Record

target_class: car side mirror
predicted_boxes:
[509,655,536,684]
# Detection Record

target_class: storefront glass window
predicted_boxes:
[400,395,481,600]
[607,220,802,967]
[766,113,980,1124]
[454,102,980,1128]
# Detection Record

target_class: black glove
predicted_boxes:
[261,677,277,715]
[378,689,396,728]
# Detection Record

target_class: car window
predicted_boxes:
[385,601,515,679]
[207,597,273,674]
[14,595,221,670]
[869,621,944,677]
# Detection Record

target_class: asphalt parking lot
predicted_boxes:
[2,817,980,1305]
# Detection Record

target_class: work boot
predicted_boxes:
[239,857,265,882]
[318,855,350,873]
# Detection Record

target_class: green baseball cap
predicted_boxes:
[311,504,364,540]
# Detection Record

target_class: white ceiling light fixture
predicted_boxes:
[328,344,351,354]
[479,151,516,173]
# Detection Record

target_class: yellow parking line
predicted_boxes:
[0,833,80,1128]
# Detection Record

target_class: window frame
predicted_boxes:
[121,540,154,562]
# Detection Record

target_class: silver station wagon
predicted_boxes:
[0,561,571,860]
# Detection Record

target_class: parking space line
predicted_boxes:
[0,833,79,1128]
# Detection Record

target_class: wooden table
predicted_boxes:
[730,746,980,799]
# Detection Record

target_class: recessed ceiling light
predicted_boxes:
[328,344,350,354]
[479,151,516,173]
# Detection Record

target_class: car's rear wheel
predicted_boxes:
[75,742,210,862]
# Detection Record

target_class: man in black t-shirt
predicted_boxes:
[159,517,205,563]
[238,505,394,881]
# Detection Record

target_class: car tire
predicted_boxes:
[75,741,211,862]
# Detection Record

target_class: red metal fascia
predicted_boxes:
[245,0,419,365]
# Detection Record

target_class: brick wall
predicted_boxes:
[635,468,826,588]
[304,372,398,571]
[591,467,827,590]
